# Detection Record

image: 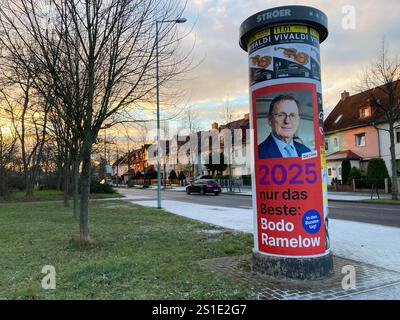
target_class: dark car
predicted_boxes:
[186,179,222,195]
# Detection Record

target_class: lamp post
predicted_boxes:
[156,17,187,209]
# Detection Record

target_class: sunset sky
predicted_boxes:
[97,0,400,154]
[171,0,400,128]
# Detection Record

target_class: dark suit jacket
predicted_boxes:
[258,134,311,159]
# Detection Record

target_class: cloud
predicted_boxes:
[180,0,400,122]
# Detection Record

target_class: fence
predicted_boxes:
[328,178,400,194]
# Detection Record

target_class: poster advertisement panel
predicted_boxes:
[247,24,330,257]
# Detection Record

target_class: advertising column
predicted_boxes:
[240,6,333,279]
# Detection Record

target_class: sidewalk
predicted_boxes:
[127,198,400,299]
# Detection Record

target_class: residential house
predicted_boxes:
[112,144,153,182]
[192,113,251,178]
[112,113,252,181]
[376,122,400,179]
[324,84,400,184]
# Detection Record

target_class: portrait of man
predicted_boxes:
[258,94,311,159]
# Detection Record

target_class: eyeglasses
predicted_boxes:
[272,112,299,121]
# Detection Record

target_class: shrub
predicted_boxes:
[347,167,362,184]
[341,159,351,185]
[367,158,389,188]
[242,174,252,186]
[178,171,186,186]
[178,171,186,181]
[169,170,178,180]
[144,168,157,180]
[7,173,25,191]
[90,177,115,194]
[135,171,143,179]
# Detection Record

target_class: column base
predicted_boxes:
[251,251,334,280]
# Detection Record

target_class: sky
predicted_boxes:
[102,0,400,156]
[168,0,400,129]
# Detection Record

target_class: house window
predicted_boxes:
[396,129,400,143]
[325,139,329,150]
[359,106,371,119]
[328,168,332,176]
[355,133,366,147]
[333,137,338,147]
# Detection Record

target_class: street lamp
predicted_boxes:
[156,17,187,209]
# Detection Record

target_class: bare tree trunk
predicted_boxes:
[73,158,80,218]
[79,135,92,241]
[0,169,8,199]
[63,156,70,208]
[25,167,33,197]
[56,165,63,191]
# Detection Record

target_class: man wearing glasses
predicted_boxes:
[258,95,311,159]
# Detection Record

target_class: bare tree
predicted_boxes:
[0,57,49,197]
[180,105,201,178]
[357,40,400,200]
[219,96,235,191]
[0,126,17,199]
[0,0,191,241]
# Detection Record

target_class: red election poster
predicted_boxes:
[252,82,327,256]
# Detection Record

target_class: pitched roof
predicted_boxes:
[219,117,250,130]
[326,150,363,161]
[112,157,127,167]
[324,80,400,133]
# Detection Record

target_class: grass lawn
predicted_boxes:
[0,200,255,299]
[2,189,122,203]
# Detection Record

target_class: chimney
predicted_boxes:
[211,122,219,130]
[244,113,250,120]
[341,90,350,101]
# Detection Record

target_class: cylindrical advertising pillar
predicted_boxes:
[239,6,333,279]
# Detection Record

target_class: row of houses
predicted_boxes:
[112,114,251,182]
[112,82,400,185]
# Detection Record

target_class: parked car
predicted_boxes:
[190,175,213,183]
[186,179,222,195]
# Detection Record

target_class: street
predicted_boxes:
[118,187,400,228]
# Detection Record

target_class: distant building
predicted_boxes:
[112,144,153,182]
[324,84,400,184]
[112,113,252,182]
[199,113,251,177]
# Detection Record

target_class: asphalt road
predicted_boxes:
[118,188,400,228]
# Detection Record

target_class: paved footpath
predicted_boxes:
[119,191,400,300]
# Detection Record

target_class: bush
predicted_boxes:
[347,167,362,184]
[39,175,59,190]
[178,171,186,186]
[90,177,115,194]
[178,171,186,181]
[341,159,351,185]
[169,170,178,180]
[7,173,25,191]
[135,171,143,179]
[367,158,389,188]
[242,174,252,186]
[144,168,157,180]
